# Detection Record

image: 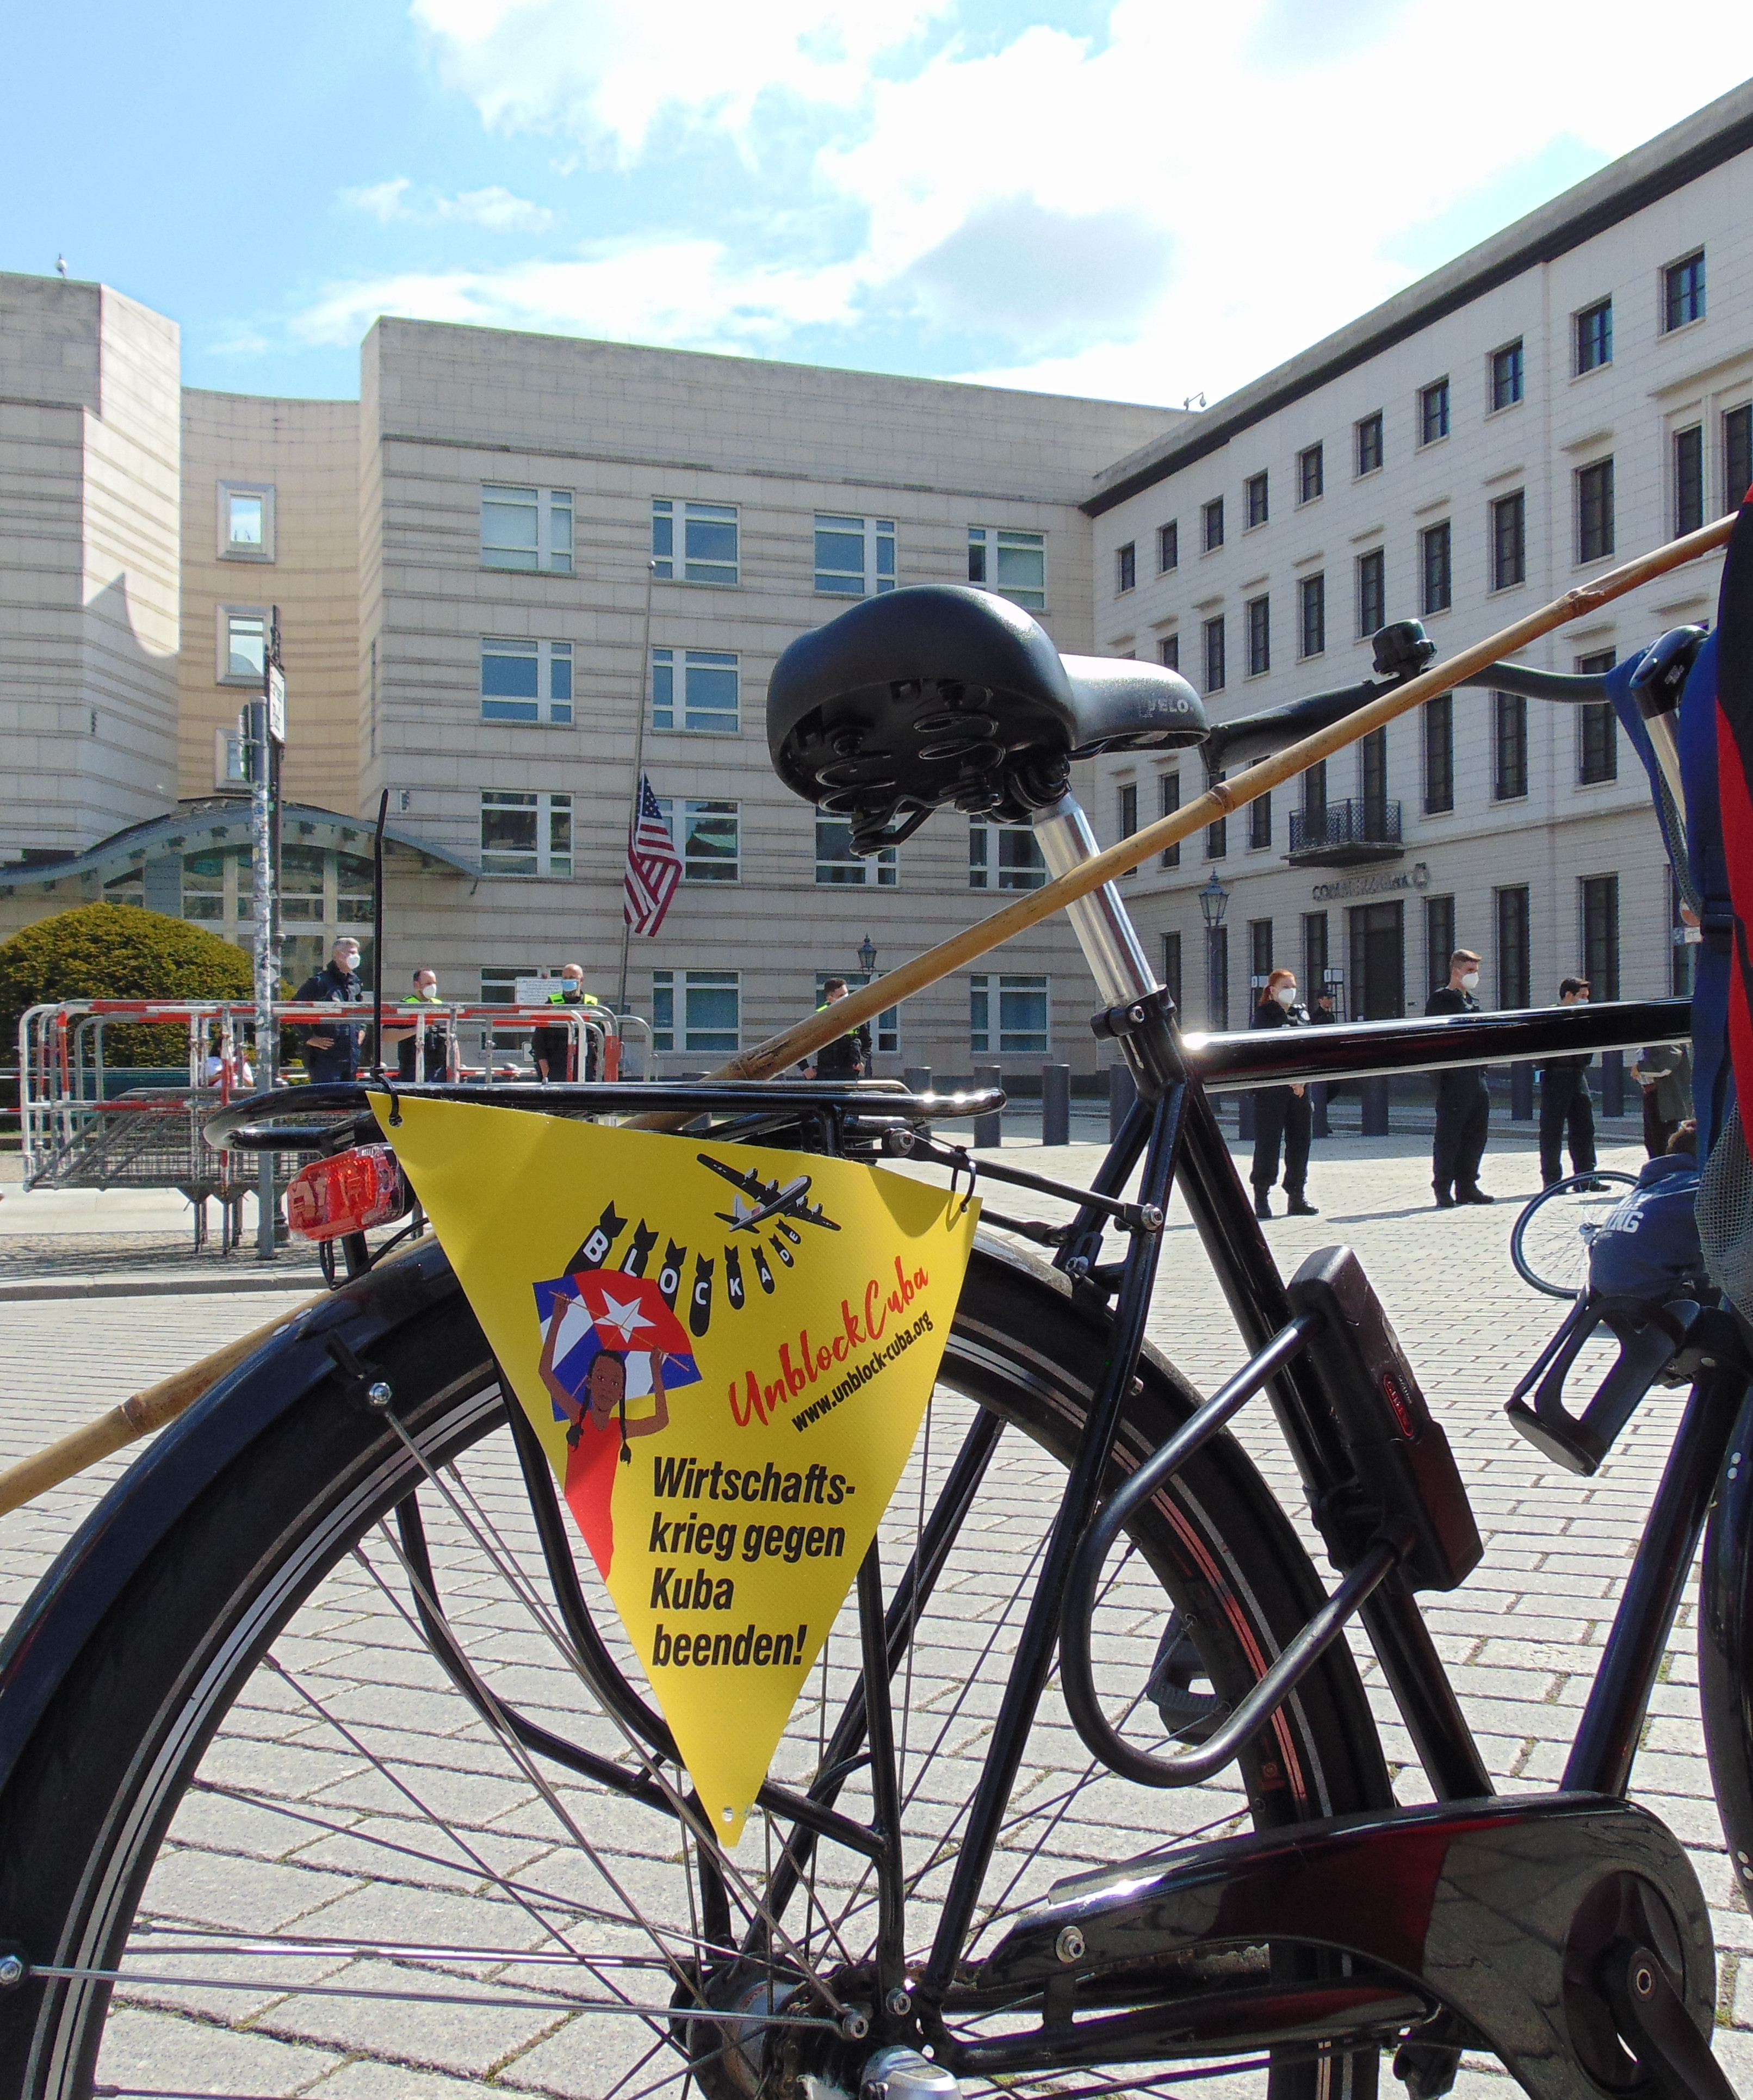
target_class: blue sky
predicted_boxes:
[3,3,1749,408]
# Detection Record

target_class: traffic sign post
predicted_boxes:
[252,610,284,1259]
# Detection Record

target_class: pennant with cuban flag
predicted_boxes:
[624,773,682,936]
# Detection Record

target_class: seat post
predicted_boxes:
[1032,794,1160,1008]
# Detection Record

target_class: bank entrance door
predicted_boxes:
[1348,900,1405,1020]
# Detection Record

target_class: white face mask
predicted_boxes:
[1275,986,1297,1006]
[1460,971,1480,992]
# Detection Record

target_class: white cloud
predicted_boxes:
[340,176,555,232]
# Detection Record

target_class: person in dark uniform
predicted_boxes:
[805,977,872,1081]
[533,963,601,1081]
[1308,984,1340,1138]
[295,937,367,1083]
[1249,968,1317,1219]
[1538,978,1597,1187]
[383,967,450,1082]
[1426,947,1491,1207]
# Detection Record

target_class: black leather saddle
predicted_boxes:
[767,585,1207,851]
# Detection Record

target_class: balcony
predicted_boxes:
[1286,798,1404,868]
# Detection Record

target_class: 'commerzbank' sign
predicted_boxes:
[1311,862,1431,903]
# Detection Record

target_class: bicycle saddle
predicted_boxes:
[767,585,1207,852]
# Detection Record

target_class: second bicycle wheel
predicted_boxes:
[0,1235,1392,2100]
[1510,1169,1638,1297]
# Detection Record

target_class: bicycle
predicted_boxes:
[0,581,1742,2100]
[1510,1171,1641,1298]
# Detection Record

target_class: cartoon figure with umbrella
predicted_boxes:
[534,1269,699,1577]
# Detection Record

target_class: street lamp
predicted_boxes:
[858,934,877,983]
[1198,875,1229,1032]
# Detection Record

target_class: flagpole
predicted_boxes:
[617,557,659,1019]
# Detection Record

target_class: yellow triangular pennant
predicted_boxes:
[374,1097,978,1842]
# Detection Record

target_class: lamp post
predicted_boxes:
[1198,874,1229,1032]
[858,934,877,984]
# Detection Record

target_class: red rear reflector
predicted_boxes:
[1380,1371,1417,1441]
[287,1144,408,1241]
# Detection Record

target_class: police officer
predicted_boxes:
[1308,983,1340,1138]
[1248,968,1317,1218]
[1539,978,1598,1187]
[532,963,600,1081]
[296,936,367,1083]
[384,967,449,1082]
[1426,947,1491,1207]
[806,977,871,1081]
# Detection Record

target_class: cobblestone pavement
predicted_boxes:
[1,1129,1746,2096]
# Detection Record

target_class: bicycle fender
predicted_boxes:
[1699,1384,1753,1894]
[0,1240,475,1796]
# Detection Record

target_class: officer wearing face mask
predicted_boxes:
[1424,947,1492,1208]
[1248,969,1318,1220]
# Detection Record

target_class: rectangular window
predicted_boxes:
[651,647,739,733]
[1491,490,1526,591]
[1159,519,1179,572]
[218,480,274,561]
[1298,443,1324,504]
[481,637,573,724]
[1578,457,1615,563]
[1581,875,1620,1000]
[1303,910,1329,1000]
[1420,521,1452,614]
[655,797,739,882]
[1159,632,1180,671]
[815,818,896,886]
[1664,250,1706,332]
[815,514,895,597]
[1425,895,1455,997]
[1355,411,1384,476]
[1202,497,1224,552]
[1118,780,1138,844]
[480,790,573,877]
[1491,340,1525,412]
[969,817,1046,890]
[1160,770,1181,868]
[1245,472,1269,529]
[1248,777,1271,851]
[1299,572,1325,658]
[1419,377,1451,445]
[1161,932,1182,1013]
[969,974,1049,1055]
[1205,763,1228,860]
[1356,547,1385,637]
[1303,759,1327,840]
[1115,541,1136,593]
[1576,298,1613,374]
[1246,594,1270,677]
[1576,649,1618,784]
[1203,615,1226,693]
[1249,918,1274,994]
[1496,885,1531,1009]
[218,606,267,685]
[1674,425,1705,538]
[1492,691,1528,800]
[1727,404,1752,511]
[652,969,740,1054]
[1423,694,1453,814]
[968,526,1045,610]
[1360,728,1387,822]
[481,485,573,574]
[653,499,739,586]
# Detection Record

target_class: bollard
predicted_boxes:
[1359,1074,1390,1136]
[1041,1063,1071,1145]
[903,1064,932,1098]
[1601,1049,1625,1117]
[1236,1092,1256,1143]
[1510,1062,1534,1121]
[1108,1062,1137,1141]
[972,1064,1004,1148]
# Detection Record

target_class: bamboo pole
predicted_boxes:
[632,508,1734,1126]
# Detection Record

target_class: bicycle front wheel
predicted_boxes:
[0,1237,1391,2100]
[1510,1170,1638,1297]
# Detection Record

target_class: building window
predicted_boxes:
[480,790,573,877]
[1245,472,1269,529]
[1576,649,1617,785]
[1248,919,1274,999]
[815,819,896,886]
[1674,425,1705,538]
[969,818,1046,890]
[1423,695,1453,814]
[968,526,1045,610]
[1356,547,1385,637]
[1116,541,1136,593]
[1303,910,1329,1001]
[1355,411,1383,476]
[1577,457,1615,563]
[1117,780,1138,847]
[652,648,739,733]
[481,638,573,725]
[1418,377,1451,445]
[1246,594,1270,677]
[653,499,739,586]
[1496,885,1531,1009]
[218,481,274,562]
[1299,572,1325,658]
[1581,875,1620,1000]
[1158,519,1179,571]
[1492,692,1528,801]
[1159,633,1180,671]
[969,974,1049,1055]
[655,797,739,882]
[1420,521,1452,614]
[1162,932,1182,1012]
[815,515,895,597]
[1727,404,1752,511]
[217,606,267,685]
[1201,497,1225,553]
[1490,340,1524,412]
[1575,299,1613,375]
[1425,895,1455,996]
[1205,763,1228,860]
[1248,776,1271,851]
[1159,770,1180,868]
[1491,490,1526,591]
[1663,251,1706,332]
[652,969,740,1054]
[1203,615,1226,693]
[1359,728,1387,824]
[481,485,573,574]
[1298,443,1324,504]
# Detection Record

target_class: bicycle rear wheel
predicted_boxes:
[0,1238,1392,2100]
[1510,1170,1638,1297]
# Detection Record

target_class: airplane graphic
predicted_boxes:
[696,1152,841,1234]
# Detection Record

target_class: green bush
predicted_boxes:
[0,901,258,1068]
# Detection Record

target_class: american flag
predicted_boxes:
[624,774,682,936]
